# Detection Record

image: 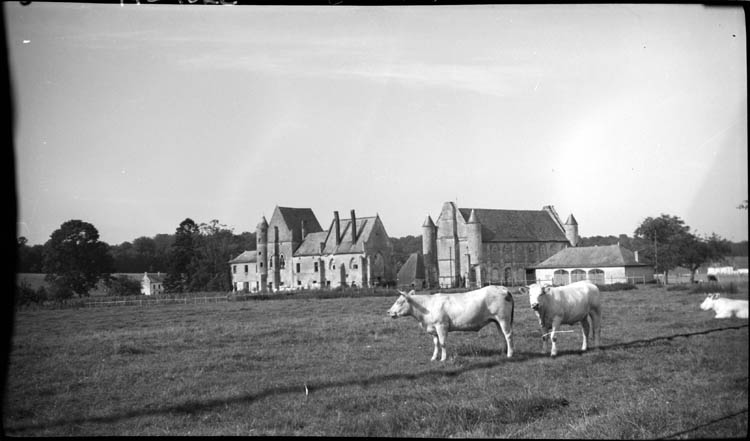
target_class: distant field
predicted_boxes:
[3,286,748,437]
[15,273,145,296]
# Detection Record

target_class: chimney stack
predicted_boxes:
[334,211,341,245]
[634,250,639,263]
[350,209,357,242]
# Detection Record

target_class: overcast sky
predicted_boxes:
[6,2,748,246]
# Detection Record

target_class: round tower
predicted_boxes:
[422,215,437,288]
[565,214,579,247]
[256,216,269,290]
[466,209,483,286]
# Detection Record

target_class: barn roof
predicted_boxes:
[532,244,649,269]
[228,250,257,264]
[456,208,568,242]
[397,252,425,286]
[144,272,166,282]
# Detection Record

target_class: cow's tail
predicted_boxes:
[506,290,514,326]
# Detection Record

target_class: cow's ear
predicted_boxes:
[397,290,406,296]
[542,286,551,295]
[407,290,415,296]
[518,287,528,295]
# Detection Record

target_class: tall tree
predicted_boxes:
[42,220,114,298]
[164,218,199,293]
[634,214,691,284]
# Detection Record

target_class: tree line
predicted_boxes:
[15,213,747,303]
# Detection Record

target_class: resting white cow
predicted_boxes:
[700,293,748,319]
[520,281,601,357]
[387,286,514,362]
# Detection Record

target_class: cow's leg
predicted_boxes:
[431,335,440,361]
[494,318,514,358]
[580,317,590,352]
[540,326,551,353]
[589,307,602,347]
[435,325,448,362]
[550,316,563,357]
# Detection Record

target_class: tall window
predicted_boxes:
[232,265,236,274]
[314,261,319,272]
[244,265,248,274]
[279,255,285,269]
[296,262,301,273]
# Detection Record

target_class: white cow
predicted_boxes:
[700,293,748,319]
[520,280,601,357]
[387,286,514,362]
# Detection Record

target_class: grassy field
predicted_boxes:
[3,285,748,437]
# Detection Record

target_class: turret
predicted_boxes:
[565,214,579,247]
[422,215,437,287]
[256,216,269,290]
[466,209,483,286]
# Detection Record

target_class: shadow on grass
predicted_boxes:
[7,324,748,433]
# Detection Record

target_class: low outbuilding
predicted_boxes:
[530,244,654,285]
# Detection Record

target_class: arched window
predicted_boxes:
[503,267,512,284]
[553,269,569,285]
[588,269,605,285]
[571,269,586,282]
[279,254,285,269]
[329,259,335,270]
[491,267,500,282]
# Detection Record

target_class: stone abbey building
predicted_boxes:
[230,206,394,292]
[420,201,580,288]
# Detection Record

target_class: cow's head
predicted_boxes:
[388,290,415,318]
[521,284,550,311]
[700,293,720,311]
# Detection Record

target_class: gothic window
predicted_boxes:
[330,259,335,270]
[296,262,301,273]
[279,255,285,269]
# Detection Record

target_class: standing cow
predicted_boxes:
[519,280,601,357]
[387,286,514,362]
[700,293,748,319]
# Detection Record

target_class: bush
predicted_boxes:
[690,281,740,295]
[597,282,637,292]
[666,284,691,292]
[15,281,47,306]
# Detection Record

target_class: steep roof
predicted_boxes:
[456,208,568,242]
[228,250,257,264]
[294,215,384,256]
[275,207,323,234]
[397,252,425,286]
[533,244,649,269]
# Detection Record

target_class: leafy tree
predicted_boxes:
[17,237,44,272]
[738,199,748,210]
[15,280,47,306]
[677,233,732,283]
[634,214,691,284]
[164,218,199,293]
[105,275,142,296]
[42,220,114,297]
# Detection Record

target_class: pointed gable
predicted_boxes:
[456,208,568,242]
[397,252,425,286]
[269,207,323,243]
